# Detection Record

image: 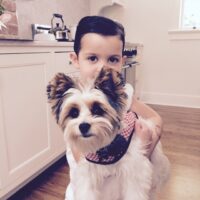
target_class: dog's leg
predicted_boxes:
[122,161,152,200]
[72,164,100,200]
[73,178,99,200]
[122,137,153,200]
[150,142,170,199]
[74,182,99,200]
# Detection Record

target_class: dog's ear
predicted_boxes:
[94,68,127,112]
[47,73,75,122]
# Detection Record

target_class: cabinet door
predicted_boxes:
[0,53,63,197]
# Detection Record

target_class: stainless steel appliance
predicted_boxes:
[122,43,139,87]
[49,13,71,42]
[122,42,143,99]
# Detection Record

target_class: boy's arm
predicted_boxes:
[131,96,163,157]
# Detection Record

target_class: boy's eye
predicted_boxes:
[68,107,79,118]
[88,56,98,62]
[91,102,105,116]
[109,57,119,64]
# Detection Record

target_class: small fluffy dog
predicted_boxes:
[47,68,170,200]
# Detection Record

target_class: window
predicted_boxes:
[181,0,200,29]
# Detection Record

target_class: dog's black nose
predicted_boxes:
[79,123,91,137]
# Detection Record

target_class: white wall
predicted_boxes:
[92,0,200,108]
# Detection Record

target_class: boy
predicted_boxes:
[66,16,162,199]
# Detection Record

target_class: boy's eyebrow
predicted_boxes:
[84,52,97,55]
[110,54,121,57]
[84,53,121,57]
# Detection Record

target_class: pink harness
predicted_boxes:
[86,111,138,165]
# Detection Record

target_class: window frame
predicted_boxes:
[168,0,200,41]
[180,0,200,29]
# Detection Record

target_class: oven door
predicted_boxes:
[122,61,138,88]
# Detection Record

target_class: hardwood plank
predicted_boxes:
[8,158,69,200]
[150,105,200,200]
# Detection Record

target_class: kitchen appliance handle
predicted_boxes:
[51,13,64,29]
[122,61,139,69]
[53,13,63,19]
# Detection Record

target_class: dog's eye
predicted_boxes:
[68,107,79,118]
[91,103,104,116]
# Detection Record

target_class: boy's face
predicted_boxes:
[70,33,125,81]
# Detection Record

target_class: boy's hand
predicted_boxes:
[135,119,161,158]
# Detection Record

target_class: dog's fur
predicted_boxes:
[47,68,170,200]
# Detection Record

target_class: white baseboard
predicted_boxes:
[140,92,200,108]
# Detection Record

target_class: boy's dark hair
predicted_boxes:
[74,16,125,55]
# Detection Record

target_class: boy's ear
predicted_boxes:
[70,52,80,69]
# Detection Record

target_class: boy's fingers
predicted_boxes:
[135,120,162,158]
[135,120,142,130]
[135,120,153,141]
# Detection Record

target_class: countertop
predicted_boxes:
[0,40,74,54]
[0,40,142,54]
[0,40,74,47]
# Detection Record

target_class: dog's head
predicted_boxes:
[47,68,127,154]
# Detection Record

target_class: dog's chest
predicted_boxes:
[93,135,140,173]
[87,141,135,180]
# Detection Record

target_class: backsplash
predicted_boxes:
[0,0,18,39]
[0,0,90,40]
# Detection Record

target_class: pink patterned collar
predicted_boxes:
[86,111,138,165]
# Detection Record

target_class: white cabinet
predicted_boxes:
[0,42,75,199]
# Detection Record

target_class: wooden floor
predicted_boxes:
[8,105,200,200]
